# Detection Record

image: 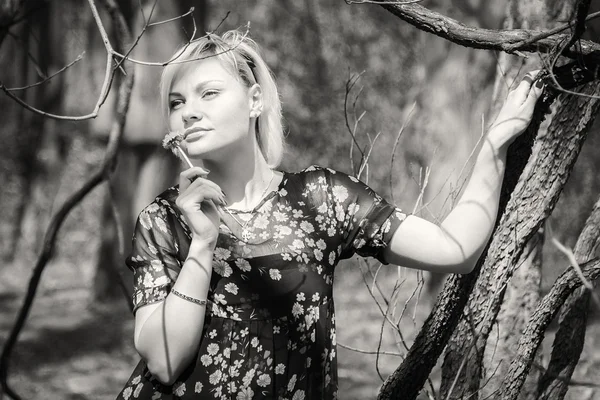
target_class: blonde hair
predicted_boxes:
[159,29,285,168]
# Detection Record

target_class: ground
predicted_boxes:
[1,256,599,400]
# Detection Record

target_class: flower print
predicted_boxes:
[195,382,203,393]
[209,329,218,339]
[305,238,315,247]
[133,383,143,397]
[150,259,163,270]
[240,327,249,337]
[237,387,254,400]
[213,294,227,304]
[131,375,141,385]
[228,381,237,394]
[292,302,304,318]
[278,226,292,235]
[314,249,323,261]
[279,188,288,196]
[207,343,219,355]
[273,325,280,334]
[335,204,345,222]
[235,258,251,272]
[214,247,231,260]
[316,239,326,250]
[224,347,231,358]
[139,211,152,230]
[347,203,360,215]
[173,382,186,396]
[312,293,320,302]
[273,210,288,222]
[300,221,315,233]
[282,253,292,261]
[331,328,337,345]
[251,337,259,347]
[142,271,154,287]
[292,239,305,250]
[317,203,328,214]
[154,216,168,233]
[200,354,212,366]
[315,214,325,224]
[288,374,297,391]
[292,390,306,400]
[122,386,132,400]
[154,275,170,286]
[329,252,336,265]
[256,374,271,387]
[242,369,256,386]
[225,283,239,295]
[327,226,336,237]
[332,185,349,203]
[275,363,286,374]
[296,292,305,302]
[254,214,269,229]
[214,260,233,277]
[292,209,303,218]
[317,266,323,274]
[269,269,282,281]
[209,370,222,385]
[148,244,158,255]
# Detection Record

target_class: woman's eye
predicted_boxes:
[203,90,219,99]
[169,99,184,110]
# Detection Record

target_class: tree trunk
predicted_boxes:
[536,197,600,400]
[440,0,582,397]
[92,0,207,302]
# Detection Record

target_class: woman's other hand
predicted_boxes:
[488,70,545,149]
[176,167,226,249]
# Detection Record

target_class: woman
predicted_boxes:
[117,30,543,399]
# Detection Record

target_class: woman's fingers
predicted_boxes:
[511,71,538,104]
[178,166,210,192]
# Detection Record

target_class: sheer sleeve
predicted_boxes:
[125,198,184,314]
[321,167,407,264]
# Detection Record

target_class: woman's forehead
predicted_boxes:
[170,57,238,90]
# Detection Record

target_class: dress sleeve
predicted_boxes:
[126,199,184,314]
[323,167,408,264]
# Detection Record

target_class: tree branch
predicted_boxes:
[377,60,600,400]
[498,256,600,399]
[368,0,600,59]
[0,0,134,397]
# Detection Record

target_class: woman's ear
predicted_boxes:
[248,83,263,118]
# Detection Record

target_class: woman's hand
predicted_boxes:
[176,167,226,249]
[487,71,545,149]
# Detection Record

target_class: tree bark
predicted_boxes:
[536,197,600,400]
[440,0,585,397]
[498,255,600,399]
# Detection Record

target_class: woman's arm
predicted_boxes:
[383,73,544,274]
[134,241,213,385]
[134,166,223,385]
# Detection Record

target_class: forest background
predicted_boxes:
[1,0,600,399]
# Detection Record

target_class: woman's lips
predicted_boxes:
[184,129,210,142]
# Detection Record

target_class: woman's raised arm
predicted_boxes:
[383,73,544,274]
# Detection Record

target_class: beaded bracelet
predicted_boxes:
[171,289,207,306]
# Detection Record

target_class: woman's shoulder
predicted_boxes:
[137,185,180,221]
[292,164,364,187]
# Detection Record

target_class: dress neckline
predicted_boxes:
[225,170,287,214]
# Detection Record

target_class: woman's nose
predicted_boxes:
[181,104,203,124]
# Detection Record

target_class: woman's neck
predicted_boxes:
[202,144,277,211]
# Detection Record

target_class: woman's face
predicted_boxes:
[168,57,258,161]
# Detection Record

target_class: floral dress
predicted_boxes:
[117,165,407,400]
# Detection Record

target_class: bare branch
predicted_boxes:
[5,52,85,91]
[0,0,135,397]
[497,258,600,399]
[365,0,600,59]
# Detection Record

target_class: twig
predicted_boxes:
[338,342,404,358]
[5,53,85,91]
[547,221,600,309]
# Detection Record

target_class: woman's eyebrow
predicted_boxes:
[169,79,225,97]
